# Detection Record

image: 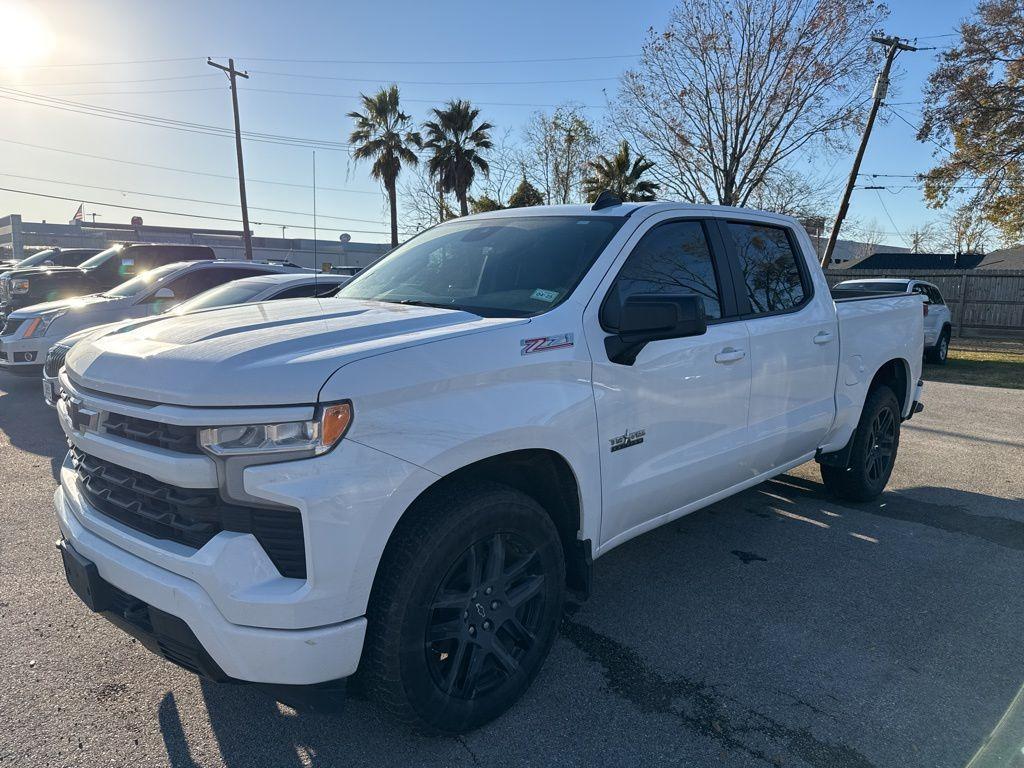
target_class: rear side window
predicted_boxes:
[271,282,321,299]
[606,220,722,320]
[726,223,807,314]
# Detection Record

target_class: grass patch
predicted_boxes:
[924,346,1024,389]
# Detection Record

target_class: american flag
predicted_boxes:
[71,203,83,223]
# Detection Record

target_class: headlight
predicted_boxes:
[22,311,66,338]
[199,402,352,457]
[11,279,30,294]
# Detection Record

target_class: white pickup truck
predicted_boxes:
[54,200,924,732]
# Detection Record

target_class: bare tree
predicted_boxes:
[523,104,600,204]
[845,218,886,262]
[400,166,456,237]
[906,222,941,253]
[474,128,526,207]
[942,206,993,254]
[612,0,887,206]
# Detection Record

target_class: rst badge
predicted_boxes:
[609,428,646,452]
[521,333,574,355]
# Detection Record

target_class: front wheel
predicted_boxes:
[820,385,901,502]
[358,481,566,733]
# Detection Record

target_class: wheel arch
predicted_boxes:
[374,448,591,603]
[867,356,912,416]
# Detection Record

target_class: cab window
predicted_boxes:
[605,220,722,321]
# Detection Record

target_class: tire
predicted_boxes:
[926,327,950,365]
[357,481,566,733]
[820,385,901,502]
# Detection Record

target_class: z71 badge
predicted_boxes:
[521,333,574,355]
[609,429,646,452]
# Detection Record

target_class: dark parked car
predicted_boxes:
[0,247,102,273]
[0,243,215,319]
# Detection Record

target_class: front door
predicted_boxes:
[585,216,752,550]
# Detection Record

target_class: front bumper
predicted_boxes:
[56,485,368,685]
[0,334,47,370]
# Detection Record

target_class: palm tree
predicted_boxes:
[422,100,493,216]
[582,141,659,203]
[347,85,421,246]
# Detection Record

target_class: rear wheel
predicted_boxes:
[926,327,950,364]
[820,385,901,502]
[358,481,565,733]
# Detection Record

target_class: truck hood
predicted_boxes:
[65,298,525,406]
[1,265,85,281]
[9,293,127,318]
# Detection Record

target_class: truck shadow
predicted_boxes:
[154,473,1024,768]
[0,371,66,479]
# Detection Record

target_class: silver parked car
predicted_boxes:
[832,278,953,364]
[41,271,349,406]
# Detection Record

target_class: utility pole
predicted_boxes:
[821,35,917,269]
[207,57,253,260]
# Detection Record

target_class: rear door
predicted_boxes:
[718,219,840,475]
[585,214,751,548]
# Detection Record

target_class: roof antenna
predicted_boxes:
[312,149,318,298]
[592,190,623,211]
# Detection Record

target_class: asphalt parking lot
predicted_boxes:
[2,372,1023,768]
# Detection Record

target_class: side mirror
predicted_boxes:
[153,287,175,299]
[603,293,707,365]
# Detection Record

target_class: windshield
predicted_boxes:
[78,246,122,271]
[835,280,909,293]
[16,249,58,268]
[170,279,270,314]
[103,263,182,298]
[336,216,623,317]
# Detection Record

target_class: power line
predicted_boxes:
[0,137,382,195]
[0,86,358,151]
[12,56,209,69]
[249,69,618,86]
[5,73,219,86]
[0,170,389,225]
[873,188,909,247]
[0,185,389,235]
[240,53,639,65]
[241,85,602,110]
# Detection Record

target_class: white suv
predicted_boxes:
[833,278,952,363]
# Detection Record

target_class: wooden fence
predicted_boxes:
[824,269,1024,339]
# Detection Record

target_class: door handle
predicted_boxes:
[813,331,834,345]
[714,347,746,363]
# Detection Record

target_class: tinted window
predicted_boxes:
[926,286,944,304]
[337,216,623,317]
[151,267,270,302]
[607,220,721,320]
[727,223,807,314]
[271,282,321,299]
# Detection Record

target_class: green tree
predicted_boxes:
[347,85,421,246]
[582,141,659,202]
[919,0,1024,240]
[470,195,504,213]
[507,177,544,208]
[422,100,494,217]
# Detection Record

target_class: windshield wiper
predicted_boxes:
[389,299,458,310]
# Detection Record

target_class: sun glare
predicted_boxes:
[0,2,55,71]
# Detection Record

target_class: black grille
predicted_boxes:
[44,344,68,377]
[1,317,23,336]
[72,448,306,578]
[103,412,202,454]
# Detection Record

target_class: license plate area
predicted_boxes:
[58,540,110,612]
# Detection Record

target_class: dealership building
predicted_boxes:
[0,214,390,270]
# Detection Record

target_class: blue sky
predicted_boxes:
[0,0,975,246]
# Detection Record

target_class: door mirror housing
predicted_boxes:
[603,293,708,365]
[152,287,175,300]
